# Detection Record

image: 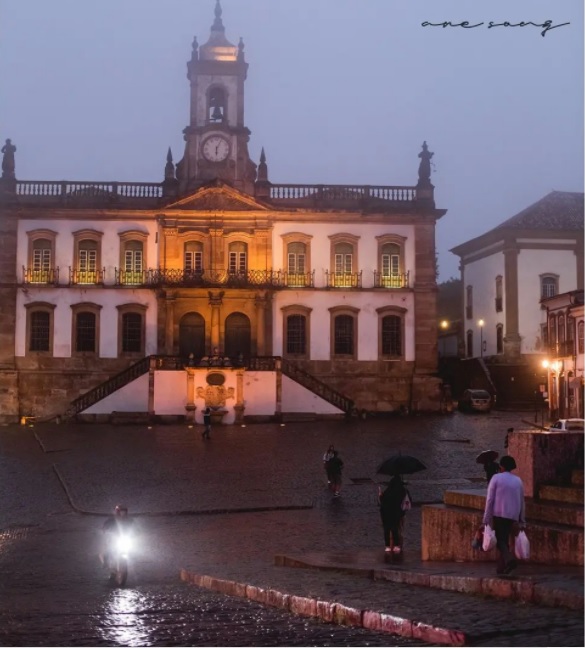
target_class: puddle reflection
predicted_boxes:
[99,588,150,647]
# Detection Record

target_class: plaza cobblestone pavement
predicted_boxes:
[1,411,583,646]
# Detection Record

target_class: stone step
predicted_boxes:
[421,503,584,566]
[443,489,584,528]
[572,470,584,486]
[539,484,584,505]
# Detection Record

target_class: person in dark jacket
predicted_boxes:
[202,407,212,439]
[379,476,409,554]
[327,450,344,496]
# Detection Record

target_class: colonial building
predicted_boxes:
[0,2,445,424]
[541,290,584,419]
[450,191,584,406]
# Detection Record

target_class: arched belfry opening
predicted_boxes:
[208,86,227,123]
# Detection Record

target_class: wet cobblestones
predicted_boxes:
[1,412,583,646]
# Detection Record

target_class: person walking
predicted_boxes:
[322,444,335,486]
[202,406,212,439]
[327,450,344,497]
[482,454,526,575]
[378,476,409,555]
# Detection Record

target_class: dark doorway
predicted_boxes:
[224,312,251,360]
[179,312,205,359]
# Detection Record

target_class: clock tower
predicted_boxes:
[177,0,257,195]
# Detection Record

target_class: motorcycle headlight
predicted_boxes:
[116,535,133,554]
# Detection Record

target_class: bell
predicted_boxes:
[211,105,223,121]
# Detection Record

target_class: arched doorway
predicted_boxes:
[179,312,205,360]
[224,312,251,360]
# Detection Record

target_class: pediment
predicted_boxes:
[165,182,269,212]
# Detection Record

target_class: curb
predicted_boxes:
[52,465,313,517]
[180,569,468,647]
[276,555,584,612]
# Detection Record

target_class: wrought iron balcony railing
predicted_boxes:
[373,271,409,289]
[23,267,60,285]
[69,268,106,285]
[325,271,362,289]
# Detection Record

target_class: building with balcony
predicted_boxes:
[0,2,446,423]
[540,290,584,419]
[450,191,584,407]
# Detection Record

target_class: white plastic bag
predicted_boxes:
[482,524,496,552]
[515,530,530,560]
[401,492,412,511]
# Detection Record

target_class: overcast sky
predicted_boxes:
[1,0,582,280]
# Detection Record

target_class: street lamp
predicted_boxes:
[440,320,449,330]
[478,319,485,358]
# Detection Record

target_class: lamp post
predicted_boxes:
[478,319,485,358]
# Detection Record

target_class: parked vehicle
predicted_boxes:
[457,389,492,413]
[548,418,584,432]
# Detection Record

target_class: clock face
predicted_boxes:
[202,135,230,162]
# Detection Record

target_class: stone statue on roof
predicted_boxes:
[417,141,433,186]
[1,139,16,179]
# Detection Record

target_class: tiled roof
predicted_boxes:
[493,191,584,232]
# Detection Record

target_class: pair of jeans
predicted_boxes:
[493,516,515,572]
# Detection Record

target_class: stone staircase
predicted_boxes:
[421,469,584,566]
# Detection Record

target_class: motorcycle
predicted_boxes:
[105,531,134,586]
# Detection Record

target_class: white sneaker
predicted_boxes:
[384,547,392,553]
[392,546,402,554]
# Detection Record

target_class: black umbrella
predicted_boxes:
[377,454,427,476]
[476,450,499,465]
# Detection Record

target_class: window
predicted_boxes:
[541,275,558,299]
[329,234,359,288]
[208,86,226,122]
[25,302,55,355]
[71,303,102,355]
[228,242,247,274]
[287,315,306,355]
[118,231,147,286]
[73,230,103,285]
[185,241,203,274]
[334,243,353,274]
[466,330,473,357]
[558,314,566,347]
[578,321,584,354]
[26,230,57,284]
[329,306,359,359]
[496,324,504,354]
[282,233,312,287]
[117,304,147,356]
[382,315,402,357]
[466,285,473,319]
[495,276,503,312]
[549,314,557,348]
[282,305,311,358]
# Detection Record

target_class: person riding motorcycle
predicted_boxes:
[100,504,135,577]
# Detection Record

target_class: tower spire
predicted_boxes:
[212,0,224,32]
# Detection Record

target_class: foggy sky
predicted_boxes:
[1,0,582,281]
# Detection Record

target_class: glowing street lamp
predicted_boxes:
[478,319,485,358]
[440,320,449,330]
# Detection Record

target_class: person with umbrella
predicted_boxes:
[376,454,425,555]
[328,450,344,497]
[378,476,409,555]
[476,450,499,484]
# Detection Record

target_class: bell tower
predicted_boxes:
[177,0,256,195]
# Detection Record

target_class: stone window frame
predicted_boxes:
[540,273,559,300]
[495,275,503,312]
[116,303,147,357]
[178,231,208,272]
[26,229,58,281]
[466,329,473,358]
[329,305,359,360]
[72,229,103,281]
[376,234,406,278]
[329,233,360,275]
[496,323,504,354]
[118,231,148,281]
[578,321,584,355]
[207,84,229,123]
[281,232,312,276]
[281,304,312,359]
[376,305,406,360]
[24,301,56,356]
[71,302,102,356]
[466,285,473,320]
[224,232,253,274]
